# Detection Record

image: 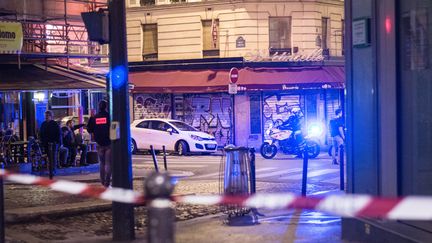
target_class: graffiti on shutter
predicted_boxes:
[175,93,232,146]
[133,94,171,120]
[263,93,301,141]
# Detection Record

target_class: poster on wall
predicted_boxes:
[0,21,23,54]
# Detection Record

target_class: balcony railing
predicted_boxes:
[137,0,207,7]
[19,21,105,61]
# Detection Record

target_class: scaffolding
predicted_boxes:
[0,0,108,66]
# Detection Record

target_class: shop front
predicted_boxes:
[133,93,232,147]
[129,61,345,149]
[0,63,106,140]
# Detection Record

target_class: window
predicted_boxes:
[397,2,432,232]
[142,24,158,60]
[140,0,155,6]
[137,121,149,128]
[202,19,219,57]
[157,122,172,131]
[149,121,162,130]
[250,95,261,134]
[269,17,292,55]
[341,19,345,56]
[322,17,330,56]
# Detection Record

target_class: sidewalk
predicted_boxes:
[54,211,343,243]
[3,164,192,224]
[55,191,345,243]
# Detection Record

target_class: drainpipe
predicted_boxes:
[324,88,328,145]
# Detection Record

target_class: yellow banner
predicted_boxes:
[0,22,23,54]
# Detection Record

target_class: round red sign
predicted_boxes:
[229,67,239,83]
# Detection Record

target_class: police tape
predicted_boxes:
[0,169,144,204]
[0,169,431,220]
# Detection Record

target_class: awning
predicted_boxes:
[0,64,106,91]
[129,66,345,93]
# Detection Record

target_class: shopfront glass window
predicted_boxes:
[398,1,432,196]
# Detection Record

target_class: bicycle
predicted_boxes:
[27,137,49,176]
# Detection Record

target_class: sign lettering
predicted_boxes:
[96,117,107,125]
[0,22,23,54]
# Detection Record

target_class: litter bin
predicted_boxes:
[223,145,250,195]
[221,145,252,217]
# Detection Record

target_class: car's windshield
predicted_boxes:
[170,121,197,131]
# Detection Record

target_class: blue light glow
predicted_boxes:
[307,122,325,138]
[171,177,179,185]
[110,66,127,89]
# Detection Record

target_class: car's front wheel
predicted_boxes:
[177,141,189,156]
[131,139,137,154]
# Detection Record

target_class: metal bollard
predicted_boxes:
[145,172,175,243]
[339,145,345,191]
[0,163,4,243]
[162,145,168,171]
[301,146,309,196]
[249,148,256,194]
[150,145,159,172]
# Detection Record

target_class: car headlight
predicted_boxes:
[190,135,204,141]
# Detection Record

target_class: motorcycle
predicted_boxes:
[260,122,321,159]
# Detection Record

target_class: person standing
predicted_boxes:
[87,100,111,187]
[39,110,62,174]
[329,108,345,165]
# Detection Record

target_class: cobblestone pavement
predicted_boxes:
[5,177,338,242]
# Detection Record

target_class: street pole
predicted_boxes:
[0,164,4,243]
[108,0,135,240]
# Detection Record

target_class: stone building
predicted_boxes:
[125,0,345,148]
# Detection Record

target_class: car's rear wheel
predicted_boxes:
[131,139,137,154]
[177,141,189,156]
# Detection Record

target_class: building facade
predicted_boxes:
[345,0,432,241]
[125,0,345,148]
[0,0,107,139]
[126,0,344,61]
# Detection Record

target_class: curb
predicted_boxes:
[5,201,112,224]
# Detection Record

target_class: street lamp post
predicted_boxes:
[108,0,135,240]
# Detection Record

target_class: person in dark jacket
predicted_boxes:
[62,119,88,167]
[280,107,304,144]
[39,110,63,173]
[329,108,345,165]
[87,100,111,187]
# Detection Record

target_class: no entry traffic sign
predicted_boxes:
[229,67,239,83]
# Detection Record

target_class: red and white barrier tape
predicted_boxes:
[1,169,431,220]
[0,169,144,204]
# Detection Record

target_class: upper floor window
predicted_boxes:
[269,17,292,55]
[322,17,330,56]
[202,19,219,57]
[140,0,155,6]
[341,19,345,56]
[142,24,158,60]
